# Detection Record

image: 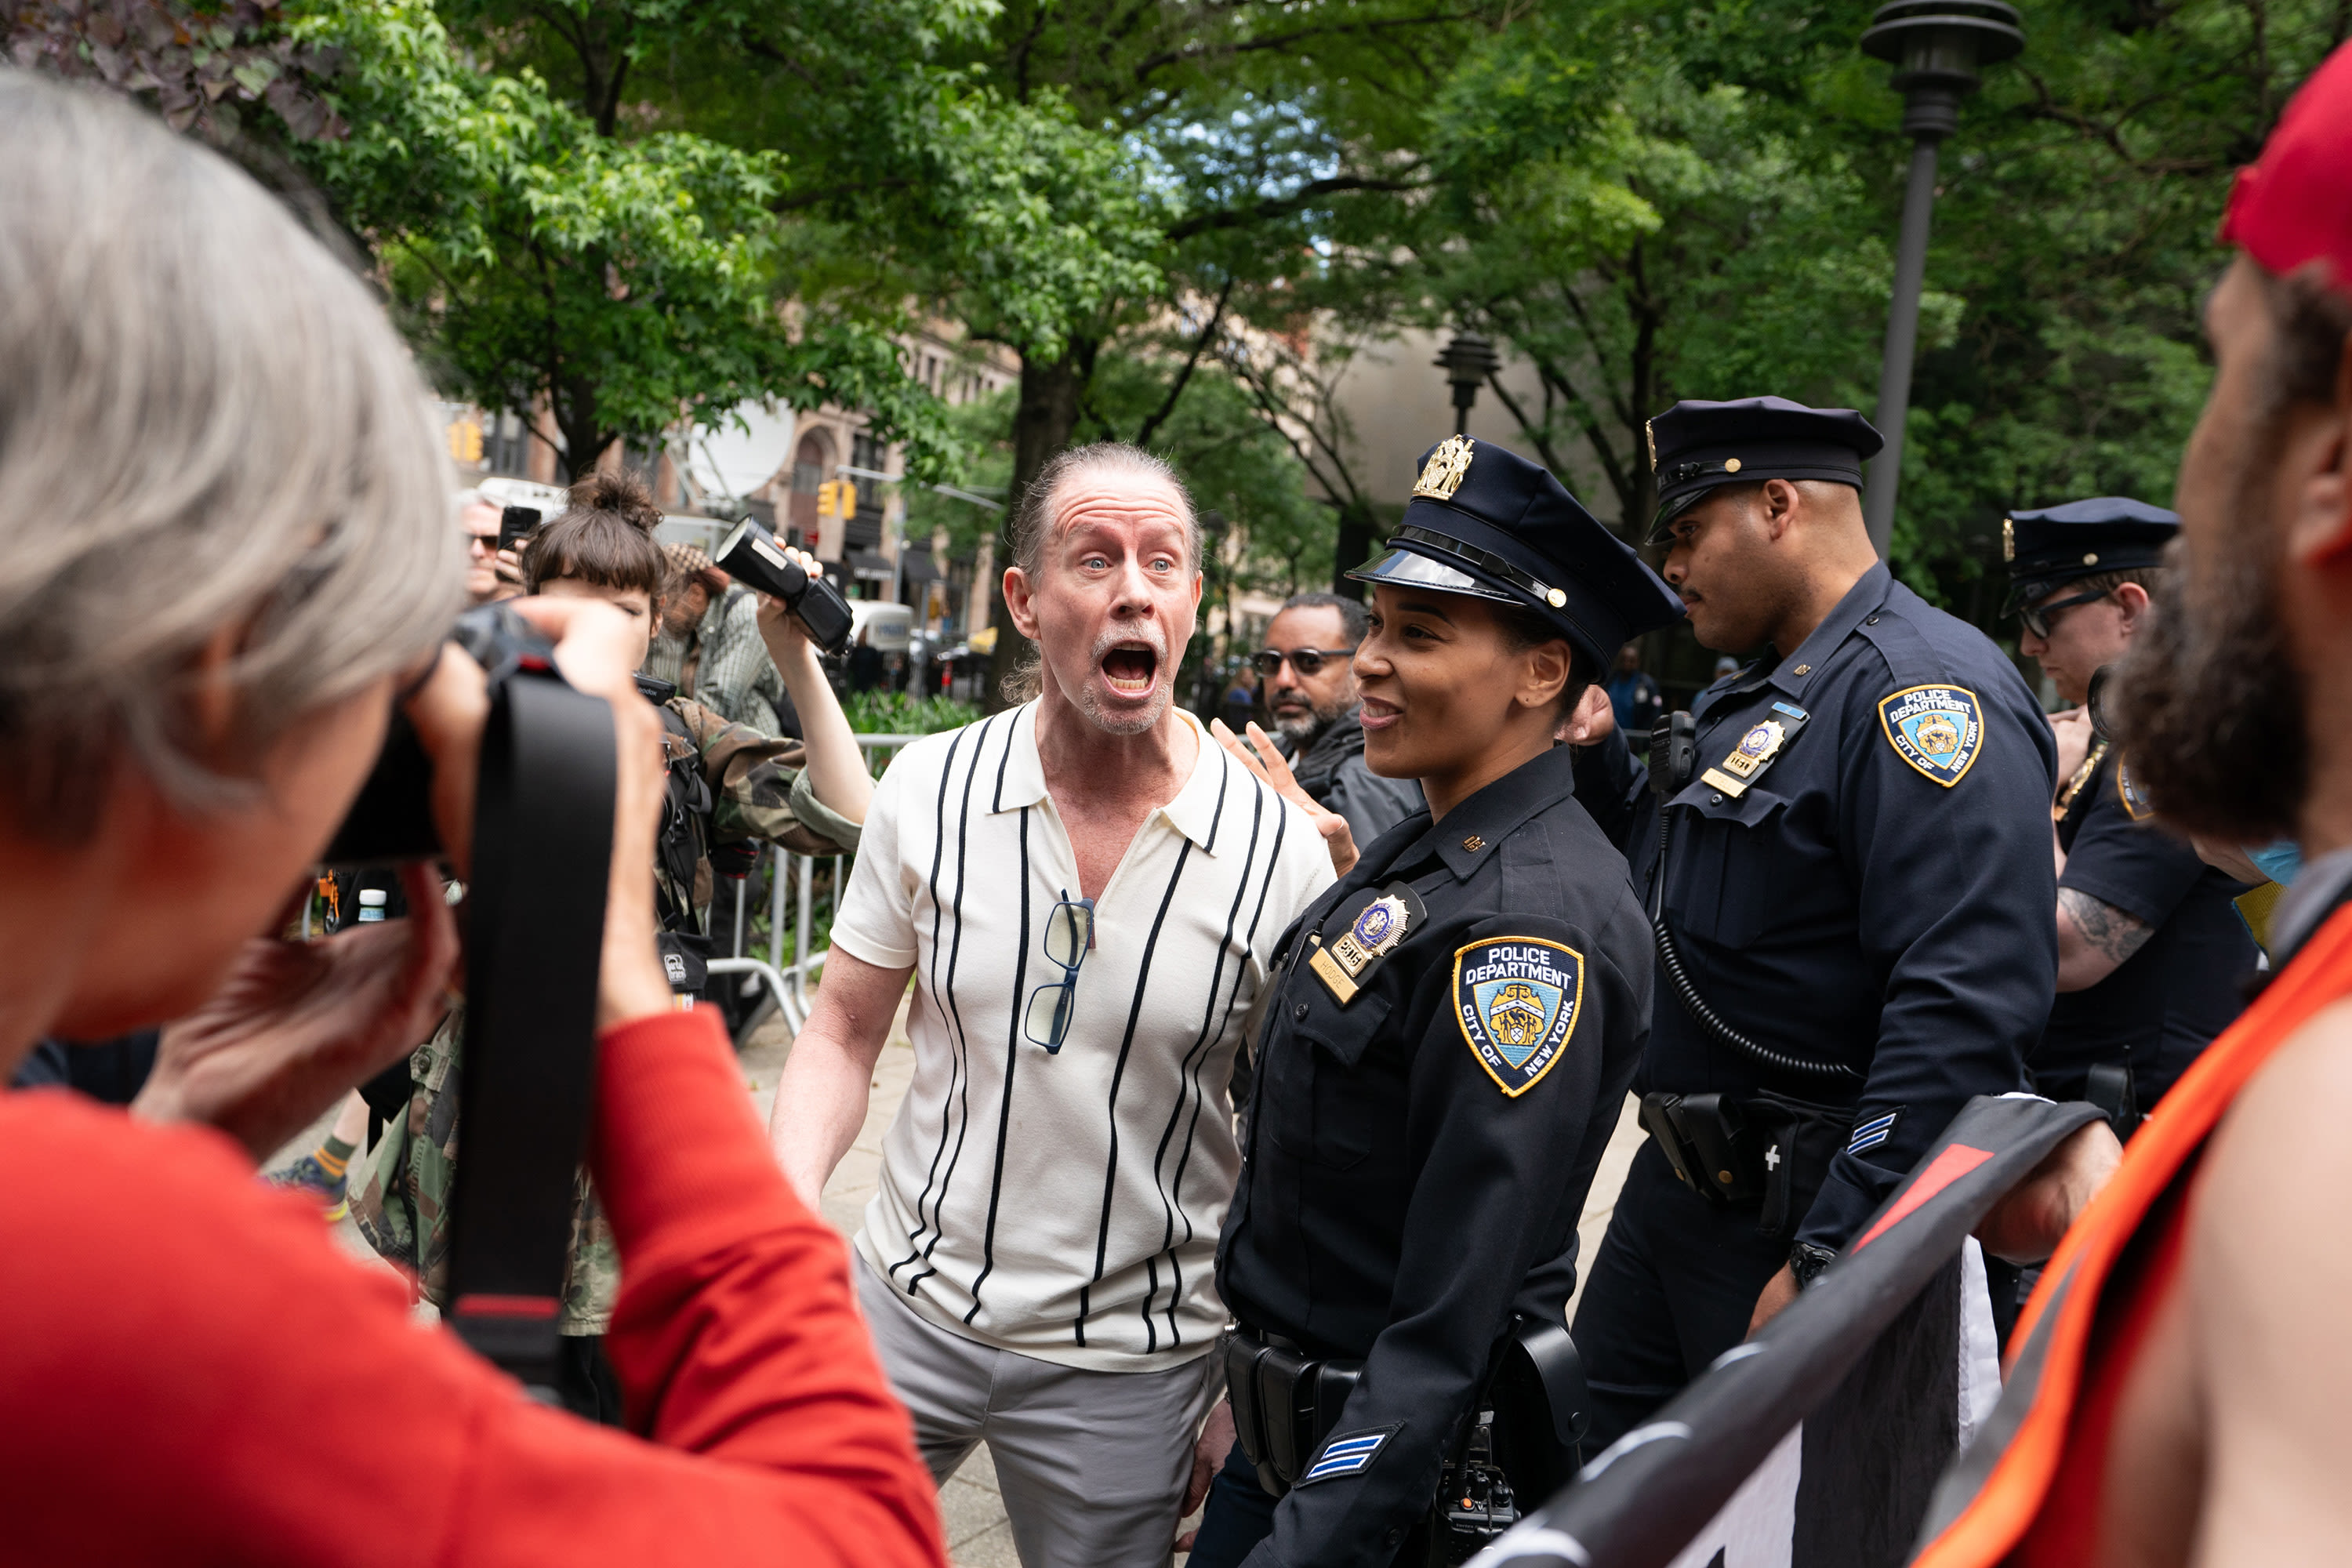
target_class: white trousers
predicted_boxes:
[856,1256,1221,1568]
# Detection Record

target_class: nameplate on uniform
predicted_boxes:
[1877,684,1985,788]
[1306,883,1421,1005]
[1700,701,1809,798]
[1453,937,1582,1097]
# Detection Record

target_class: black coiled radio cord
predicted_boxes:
[1650,809,1862,1086]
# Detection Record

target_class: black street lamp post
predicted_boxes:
[1858,0,2024,559]
[1436,329,1502,437]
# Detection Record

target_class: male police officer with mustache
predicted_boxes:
[1570,397,2060,1457]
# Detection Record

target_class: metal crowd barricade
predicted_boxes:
[711,731,923,1033]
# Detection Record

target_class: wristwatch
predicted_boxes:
[1788,1240,1839,1290]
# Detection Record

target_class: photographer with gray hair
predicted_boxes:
[769,441,1339,1566]
[0,73,941,1566]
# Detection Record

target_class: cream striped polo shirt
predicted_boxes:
[833,702,1334,1370]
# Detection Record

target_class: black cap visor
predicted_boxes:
[1349,530,1607,668]
[1346,543,1522,607]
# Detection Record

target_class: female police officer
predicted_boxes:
[1188,437,1683,1566]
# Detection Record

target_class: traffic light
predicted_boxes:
[815,479,856,519]
[446,416,484,465]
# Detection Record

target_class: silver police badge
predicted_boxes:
[1453,937,1583,1097]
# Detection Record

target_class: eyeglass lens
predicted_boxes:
[1251,648,1350,677]
[1025,981,1076,1050]
[1043,898,1094,968]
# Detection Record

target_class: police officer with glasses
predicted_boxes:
[1569,397,2059,1457]
[1190,437,1682,1566]
[2007,498,2256,1134]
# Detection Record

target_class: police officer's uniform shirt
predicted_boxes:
[831,702,1333,1370]
[2039,748,2255,1102]
[1218,745,1653,1566]
[1642,562,2058,1250]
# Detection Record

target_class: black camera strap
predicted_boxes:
[441,662,615,1400]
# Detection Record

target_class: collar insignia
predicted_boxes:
[1413,435,1476,500]
[1878,684,1986,788]
[1454,937,1582,1097]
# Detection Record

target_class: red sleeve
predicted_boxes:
[0,1008,946,1568]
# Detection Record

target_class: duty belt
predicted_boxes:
[1219,1318,1592,1504]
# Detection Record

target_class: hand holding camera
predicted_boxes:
[134,597,673,1159]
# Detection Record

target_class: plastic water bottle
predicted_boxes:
[357,887,389,924]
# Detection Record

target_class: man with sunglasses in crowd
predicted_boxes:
[768,443,1335,1568]
[2008,499,2257,1135]
[1259,592,1425,851]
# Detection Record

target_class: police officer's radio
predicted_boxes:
[1647,710,1696,798]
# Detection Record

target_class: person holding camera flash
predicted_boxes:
[350,470,873,1418]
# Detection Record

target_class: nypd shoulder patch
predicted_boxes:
[1297,1425,1402,1486]
[1877,684,1986,788]
[1453,937,1583,1098]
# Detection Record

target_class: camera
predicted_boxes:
[713,517,855,655]
[321,603,563,866]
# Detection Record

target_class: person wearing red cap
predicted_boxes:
[1911,41,2352,1566]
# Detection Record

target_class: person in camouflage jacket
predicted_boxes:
[350,473,872,1411]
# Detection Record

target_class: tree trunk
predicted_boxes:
[554,368,607,485]
[984,341,1094,710]
[1330,499,1377,598]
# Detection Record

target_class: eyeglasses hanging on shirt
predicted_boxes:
[1024,890,1098,1054]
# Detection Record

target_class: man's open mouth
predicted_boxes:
[1101,643,1159,695]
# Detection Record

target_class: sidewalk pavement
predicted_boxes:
[285,994,1644,1568]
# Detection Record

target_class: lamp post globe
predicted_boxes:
[1858,0,2024,558]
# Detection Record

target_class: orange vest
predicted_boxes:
[1914,899,2352,1564]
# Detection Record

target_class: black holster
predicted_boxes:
[1221,1316,1586,1506]
[1221,1327,1362,1497]
[1639,1090,1851,1242]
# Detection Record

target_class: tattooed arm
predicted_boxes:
[2056,887,2155,992]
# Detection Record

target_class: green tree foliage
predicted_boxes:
[286,0,953,478]
[1421,0,2349,631]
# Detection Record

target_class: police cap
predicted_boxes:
[1642,396,1884,543]
[2001,496,2177,615]
[1348,435,1685,673]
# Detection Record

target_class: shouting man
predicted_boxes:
[769,443,1334,1567]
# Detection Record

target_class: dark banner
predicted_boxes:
[1471,1095,2102,1568]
